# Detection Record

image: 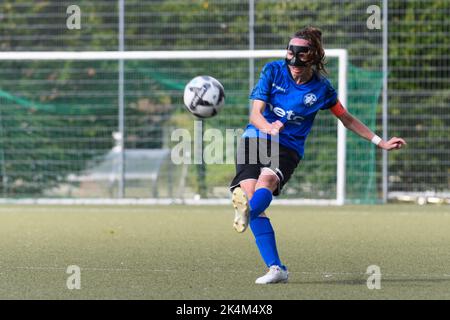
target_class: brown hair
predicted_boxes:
[292,26,327,75]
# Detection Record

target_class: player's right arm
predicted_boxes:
[250,99,284,135]
[249,63,283,136]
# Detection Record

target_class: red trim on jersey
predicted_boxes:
[330,100,347,117]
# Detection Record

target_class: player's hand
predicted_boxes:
[269,120,284,135]
[379,137,407,151]
[260,121,284,136]
[272,120,284,131]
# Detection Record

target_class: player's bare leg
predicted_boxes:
[255,168,278,196]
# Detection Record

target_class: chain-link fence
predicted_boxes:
[0,0,448,202]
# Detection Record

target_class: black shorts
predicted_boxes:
[229,138,301,196]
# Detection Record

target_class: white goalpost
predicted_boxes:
[0,49,347,206]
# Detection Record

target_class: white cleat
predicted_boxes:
[232,187,249,233]
[255,265,289,284]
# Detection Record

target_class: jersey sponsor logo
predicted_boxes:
[267,103,304,123]
[272,83,287,93]
[303,93,317,107]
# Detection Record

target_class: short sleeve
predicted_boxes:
[320,78,338,110]
[249,63,274,102]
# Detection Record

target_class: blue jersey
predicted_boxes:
[243,60,338,158]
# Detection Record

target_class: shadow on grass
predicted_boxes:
[292,278,450,286]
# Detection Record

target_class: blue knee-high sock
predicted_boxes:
[250,217,285,269]
[249,188,273,220]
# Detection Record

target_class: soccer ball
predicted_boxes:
[183,75,225,118]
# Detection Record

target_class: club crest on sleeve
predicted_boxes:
[303,93,317,107]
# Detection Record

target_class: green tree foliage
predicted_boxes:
[0,0,448,196]
[388,0,450,191]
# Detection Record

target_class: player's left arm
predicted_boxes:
[329,100,407,151]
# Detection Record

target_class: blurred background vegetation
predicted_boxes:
[0,0,448,200]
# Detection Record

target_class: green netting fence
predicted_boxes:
[0,59,381,203]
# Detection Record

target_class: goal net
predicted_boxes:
[0,49,374,206]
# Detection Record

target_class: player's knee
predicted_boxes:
[258,168,279,190]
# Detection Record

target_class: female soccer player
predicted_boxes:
[229,27,406,284]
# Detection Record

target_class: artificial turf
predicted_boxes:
[0,204,449,299]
